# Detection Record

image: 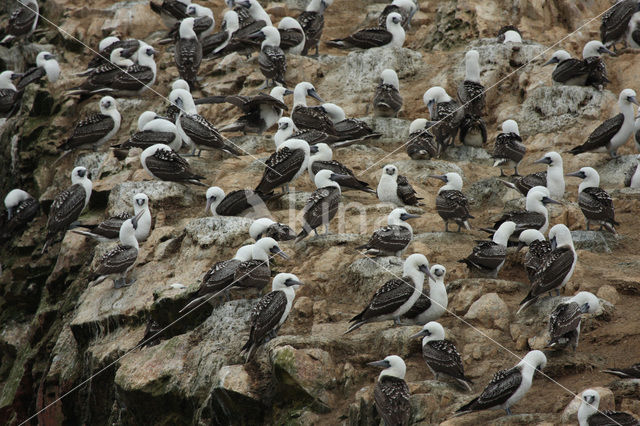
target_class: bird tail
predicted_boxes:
[70,229,103,241]
[194,95,226,105]
[354,243,368,250]
[492,158,508,167]
[0,35,16,46]
[454,397,479,415]
[601,369,627,378]
[516,292,536,314]
[456,378,474,392]
[242,343,257,363]
[258,191,285,202]
[567,145,586,155]
[221,138,242,156]
[325,39,346,48]
[188,179,208,187]
[498,179,519,191]
[295,228,309,243]
[344,320,365,334]
[220,122,245,133]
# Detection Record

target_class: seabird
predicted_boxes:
[233,237,288,292]
[319,103,382,142]
[378,0,418,29]
[377,164,423,207]
[455,350,547,416]
[249,217,296,241]
[277,17,305,55]
[548,291,600,351]
[72,193,151,243]
[296,0,333,56]
[368,355,411,426]
[373,69,403,118]
[406,119,439,159]
[501,30,523,44]
[150,0,190,28]
[0,70,24,118]
[250,26,286,88]
[175,18,202,89]
[326,12,405,49]
[185,3,215,38]
[140,144,206,186]
[582,40,614,90]
[231,0,273,27]
[600,0,640,48]
[543,50,590,87]
[624,154,640,188]
[308,143,375,193]
[218,86,290,134]
[516,229,551,283]
[502,151,565,199]
[566,167,619,233]
[458,50,485,118]
[458,221,516,278]
[69,47,134,92]
[2,189,39,241]
[116,111,182,151]
[423,86,464,148]
[169,88,241,156]
[578,389,640,426]
[83,37,140,73]
[636,115,640,151]
[241,272,303,361]
[16,52,60,91]
[496,25,521,43]
[255,138,310,195]
[518,224,577,313]
[492,119,525,176]
[459,114,487,147]
[0,0,39,45]
[602,362,640,379]
[346,253,433,333]
[57,96,121,154]
[275,117,338,146]
[627,12,640,48]
[295,169,345,242]
[399,264,448,325]
[356,208,420,256]
[89,210,144,289]
[410,321,473,391]
[205,186,274,217]
[42,167,93,253]
[203,10,241,57]
[291,82,334,134]
[569,89,639,157]
[429,172,473,232]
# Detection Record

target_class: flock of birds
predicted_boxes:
[2,0,640,424]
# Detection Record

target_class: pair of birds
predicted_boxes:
[544,40,614,89]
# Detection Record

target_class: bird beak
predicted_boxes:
[409,329,429,339]
[400,213,421,221]
[367,360,390,369]
[542,196,561,205]
[629,96,640,106]
[10,73,24,80]
[205,197,214,213]
[283,89,294,96]
[516,241,526,252]
[542,58,558,66]
[285,278,304,287]
[131,209,145,229]
[428,174,447,182]
[533,156,552,165]
[565,171,584,178]
[309,145,319,154]
[271,246,289,259]
[7,207,15,220]
[309,89,324,103]
[419,264,436,281]
[550,236,558,250]
[598,46,615,56]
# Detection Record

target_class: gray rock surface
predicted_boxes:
[107,181,199,216]
[184,216,252,248]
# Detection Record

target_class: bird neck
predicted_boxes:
[526,198,548,215]
[387,23,405,48]
[577,401,597,426]
[546,165,565,197]
[252,246,270,263]
[378,365,405,381]
[293,89,308,107]
[120,226,139,249]
[578,176,598,193]
[492,228,512,246]
[465,58,480,83]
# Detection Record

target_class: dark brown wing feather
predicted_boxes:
[374,376,411,426]
[297,11,323,55]
[301,187,341,232]
[423,339,469,382]
[396,175,422,206]
[548,302,582,343]
[216,190,264,216]
[351,278,416,322]
[579,187,617,225]
[436,190,473,224]
[242,290,288,350]
[292,105,336,134]
[330,27,393,48]
[530,247,575,296]
[47,184,87,235]
[571,113,624,154]
[94,244,137,276]
[458,367,522,412]
[255,147,306,194]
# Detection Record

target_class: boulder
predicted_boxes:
[466,177,513,207]
[107,181,199,216]
[447,279,523,314]
[571,230,619,253]
[208,365,266,424]
[598,155,638,188]
[347,256,404,299]
[184,216,252,248]
[464,293,511,331]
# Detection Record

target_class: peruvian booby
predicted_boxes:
[83,37,140,72]
[582,40,614,90]
[496,25,521,43]
[423,86,464,148]
[406,119,439,159]
[291,82,335,134]
[516,229,551,283]
[231,0,273,27]
[578,389,640,426]
[275,117,338,146]
[203,10,241,57]
[373,69,403,118]
[627,12,640,48]
[636,115,640,150]
[410,321,473,391]
[256,138,310,195]
[430,172,473,232]
[141,144,206,186]
[458,221,516,278]
[0,70,24,118]
[503,151,565,199]
[567,167,619,233]
[377,164,423,206]
[355,208,420,256]
[543,50,590,87]
[169,88,241,156]
[602,362,640,379]
[205,186,276,217]
[175,18,202,89]
[492,119,526,176]
[458,50,485,118]
[346,253,434,333]
[296,169,345,242]
[308,143,375,193]
[42,167,93,253]
[250,26,286,87]
[399,264,448,325]
[378,0,418,30]
[16,52,60,91]
[0,0,39,45]
[501,30,523,45]
[116,111,182,151]
[150,0,190,28]
[318,103,382,142]
[368,355,411,426]
[58,96,121,154]
[234,237,288,292]
[459,114,487,147]
[249,217,296,241]
[624,154,640,188]
[570,89,639,157]
[297,0,332,56]
[90,210,144,289]
[327,12,405,49]
[185,3,215,38]
[2,189,39,241]
[241,272,302,361]
[70,46,134,90]
[518,224,577,313]
[72,193,151,243]
[277,17,305,55]
[218,86,290,134]
[600,0,640,48]
[455,350,547,416]
[548,291,600,351]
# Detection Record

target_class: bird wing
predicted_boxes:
[301,187,341,230]
[600,0,637,43]
[492,132,525,161]
[94,245,138,276]
[515,172,547,195]
[374,376,411,426]
[292,105,336,134]
[362,225,411,253]
[47,184,87,234]
[624,164,637,187]
[245,290,288,348]
[472,367,523,410]
[234,93,288,112]
[374,83,403,114]
[396,175,423,206]
[111,65,155,90]
[255,147,306,194]
[16,66,46,91]
[337,27,393,48]
[62,113,114,150]
[234,260,270,289]
[279,28,305,50]
[579,187,617,224]
[200,259,240,295]
[423,339,467,381]
[353,277,416,322]
[180,114,226,150]
[457,80,485,116]
[297,11,323,54]
[548,302,582,342]
[146,147,203,182]
[123,130,176,149]
[587,410,640,426]
[90,213,131,239]
[258,46,286,81]
[216,190,264,216]
[494,210,545,232]
[530,247,575,296]
[579,113,625,152]
[8,2,38,35]
[407,130,439,158]
[463,241,506,270]
[436,190,472,222]
[176,37,202,81]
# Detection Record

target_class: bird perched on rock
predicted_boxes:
[399,264,448,325]
[232,237,289,292]
[250,26,286,88]
[459,221,516,278]
[0,0,39,45]
[316,103,382,142]
[249,218,296,241]
[377,164,423,207]
[17,51,60,91]
[578,389,640,426]
[406,119,439,159]
[58,96,121,155]
[82,37,140,73]
[492,119,525,177]
[2,189,39,242]
[423,86,464,148]
[184,3,215,38]
[326,12,405,49]
[297,0,333,56]
[43,167,93,253]
[277,117,338,146]
[115,111,182,152]
[0,70,24,118]
[277,17,305,55]
[291,82,334,134]
[582,40,614,90]
[430,172,473,232]
[455,350,547,416]
[231,0,273,27]
[296,169,345,242]
[458,50,485,118]
[459,114,487,147]
[140,144,206,186]
[543,50,589,87]
[567,167,619,233]
[628,12,640,49]
[378,0,417,29]
[548,291,600,351]
[308,143,375,193]
[569,89,639,157]
[256,138,310,195]
[600,0,640,49]
[502,151,565,199]
[150,0,191,28]
[217,86,291,134]
[368,355,411,426]
[516,229,551,283]
[205,186,276,217]
[496,25,521,43]
[346,253,433,333]
[175,18,202,89]
[356,208,420,257]
[624,154,640,188]
[411,321,473,391]
[373,69,403,118]
[602,363,640,379]
[242,273,303,362]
